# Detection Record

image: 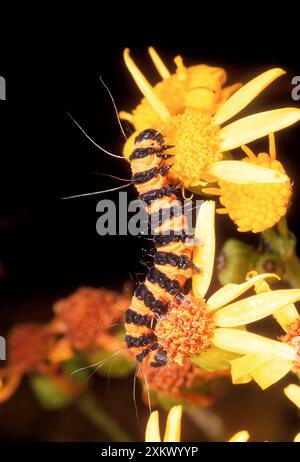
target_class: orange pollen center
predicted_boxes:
[154,295,214,364]
[281,317,300,370]
[162,112,221,187]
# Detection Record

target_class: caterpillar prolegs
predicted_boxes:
[124,129,198,367]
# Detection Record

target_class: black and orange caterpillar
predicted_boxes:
[125,129,197,367]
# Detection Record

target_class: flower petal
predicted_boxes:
[163,405,182,442]
[123,48,170,122]
[219,108,300,152]
[207,273,280,311]
[145,410,161,442]
[273,304,299,332]
[191,345,239,372]
[231,354,274,384]
[251,359,292,390]
[284,384,300,409]
[148,47,171,79]
[214,289,300,327]
[212,328,297,361]
[228,431,250,442]
[209,160,288,184]
[192,201,215,299]
[214,68,285,125]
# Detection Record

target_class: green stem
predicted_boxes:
[284,253,300,288]
[263,219,300,288]
[76,392,132,442]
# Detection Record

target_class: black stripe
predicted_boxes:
[135,284,167,317]
[125,308,156,329]
[136,342,159,363]
[134,128,164,144]
[129,147,157,161]
[133,165,171,185]
[154,252,195,270]
[147,267,185,299]
[125,333,157,349]
[153,230,193,247]
[150,348,168,367]
[140,186,174,204]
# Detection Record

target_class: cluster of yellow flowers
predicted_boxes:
[120,48,300,441]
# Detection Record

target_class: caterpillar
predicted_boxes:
[124,128,198,367]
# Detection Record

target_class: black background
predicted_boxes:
[0,12,299,441]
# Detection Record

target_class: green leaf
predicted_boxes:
[30,375,73,409]
[61,354,90,383]
[86,349,135,378]
[191,345,239,372]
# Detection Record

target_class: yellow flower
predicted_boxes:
[228,273,300,390]
[145,404,300,442]
[153,202,300,367]
[121,48,300,192]
[203,134,292,232]
[145,405,182,442]
[120,47,241,132]
[284,383,300,409]
[229,430,300,443]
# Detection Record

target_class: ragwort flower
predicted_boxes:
[153,202,300,369]
[121,48,300,194]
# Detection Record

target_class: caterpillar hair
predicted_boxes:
[125,128,198,368]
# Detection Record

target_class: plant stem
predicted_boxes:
[76,391,132,442]
[263,220,300,288]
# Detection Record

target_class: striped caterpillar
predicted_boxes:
[125,128,198,367]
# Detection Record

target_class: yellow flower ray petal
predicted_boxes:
[214,289,300,327]
[231,353,275,385]
[294,433,300,443]
[251,359,293,390]
[148,47,171,80]
[214,68,285,125]
[163,405,182,442]
[207,273,280,311]
[219,108,300,152]
[212,328,297,361]
[123,48,170,122]
[209,160,288,185]
[273,304,299,332]
[228,430,250,442]
[145,410,161,442]
[284,384,300,409]
[192,201,215,299]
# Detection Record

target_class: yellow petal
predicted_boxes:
[284,384,300,409]
[212,328,297,361]
[219,108,300,152]
[214,289,300,327]
[207,273,280,311]
[251,359,292,390]
[273,304,299,332]
[163,405,182,442]
[209,160,288,184]
[123,48,170,122]
[192,345,239,372]
[148,47,171,79]
[228,430,250,442]
[294,433,300,443]
[231,354,274,385]
[192,201,215,299]
[145,410,161,442]
[214,68,285,125]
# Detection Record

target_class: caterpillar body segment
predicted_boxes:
[125,129,197,367]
